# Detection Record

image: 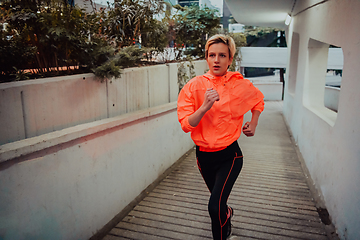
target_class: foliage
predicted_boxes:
[140,17,168,52]
[0,0,113,81]
[228,32,246,71]
[92,58,122,81]
[104,0,167,50]
[244,26,286,47]
[0,0,169,82]
[0,25,36,79]
[177,56,195,92]
[172,4,220,59]
[11,67,31,81]
[115,45,150,67]
[244,26,281,37]
[0,0,222,82]
[92,45,150,80]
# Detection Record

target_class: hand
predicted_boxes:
[187,88,220,128]
[242,121,257,137]
[201,88,220,112]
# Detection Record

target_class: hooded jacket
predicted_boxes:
[177,71,264,151]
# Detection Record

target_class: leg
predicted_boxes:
[196,156,217,192]
[208,153,243,240]
[196,142,243,240]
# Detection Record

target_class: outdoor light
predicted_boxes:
[285,14,292,25]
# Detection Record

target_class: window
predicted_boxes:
[325,45,343,112]
[304,39,343,126]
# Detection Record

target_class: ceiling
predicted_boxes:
[224,0,296,29]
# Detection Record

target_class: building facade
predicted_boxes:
[226,1,360,239]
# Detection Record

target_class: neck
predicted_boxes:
[210,71,228,77]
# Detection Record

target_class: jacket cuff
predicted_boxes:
[181,117,196,133]
[251,101,265,113]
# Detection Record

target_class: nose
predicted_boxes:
[214,55,219,63]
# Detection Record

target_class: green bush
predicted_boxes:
[0,0,223,82]
[93,45,151,80]
[228,32,246,71]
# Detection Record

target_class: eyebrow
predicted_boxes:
[208,51,228,55]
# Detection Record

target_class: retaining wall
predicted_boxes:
[0,103,194,240]
[0,61,207,145]
[0,58,284,240]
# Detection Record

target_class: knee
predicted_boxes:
[208,198,219,219]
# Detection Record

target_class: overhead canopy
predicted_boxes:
[224,0,296,29]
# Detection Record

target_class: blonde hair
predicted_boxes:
[205,34,236,59]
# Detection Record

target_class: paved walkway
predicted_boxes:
[101,101,331,240]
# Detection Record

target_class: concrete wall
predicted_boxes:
[0,61,206,145]
[240,46,343,69]
[0,103,194,240]
[240,47,288,68]
[283,1,360,239]
[254,82,283,101]
[0,61,205,239]
[324,86,340,112]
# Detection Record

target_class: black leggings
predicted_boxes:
[196,141,243,240]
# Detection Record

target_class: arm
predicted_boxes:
[242,110,261,137]
[178,85,219,132]
[188,88,219,127]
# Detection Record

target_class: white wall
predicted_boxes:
[0,103,194,240]
[0,61,204,239]
[283,1,360,239]
[240,46,344,69]
[0,61,206,145]
[324,86,340,112]
[240,47,288,68]
[254,82,283,101]
[0,74,107,145]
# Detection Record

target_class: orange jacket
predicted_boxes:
[177,71,264,151]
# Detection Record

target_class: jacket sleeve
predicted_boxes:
[177,84,196,133]
[243,79,264,113]
[251,90,265,113]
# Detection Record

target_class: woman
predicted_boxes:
[177,34,264,240]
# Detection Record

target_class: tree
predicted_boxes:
[244,26,286,47]
[0,0,196,82]
[172,4,220,59]
[0,0,112,81]
[104,0,167,49]
[228,32,246,71]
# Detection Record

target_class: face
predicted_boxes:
[206,42,233,77]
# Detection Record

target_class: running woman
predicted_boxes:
[177,34,264,240]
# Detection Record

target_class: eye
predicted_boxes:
[221,54,226,58]
[209,54,215,57]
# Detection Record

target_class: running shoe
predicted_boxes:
[226,206,234,238]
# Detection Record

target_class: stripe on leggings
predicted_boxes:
[219,152,243,240]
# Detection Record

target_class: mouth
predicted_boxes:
[213,66,220,70]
